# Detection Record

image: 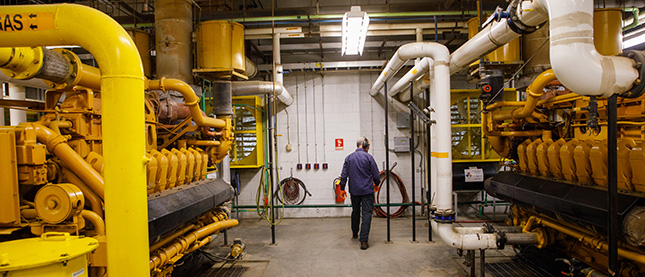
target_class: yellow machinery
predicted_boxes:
[483,8,645,276]
[0,4,238,277]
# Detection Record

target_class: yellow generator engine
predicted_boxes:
[483,67,645,275]
[0,46,237,276]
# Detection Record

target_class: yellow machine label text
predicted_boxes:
[0,12,54,32]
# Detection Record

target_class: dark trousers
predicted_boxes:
[351,193,374,242]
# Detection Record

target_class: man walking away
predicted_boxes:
[339,136,380,250]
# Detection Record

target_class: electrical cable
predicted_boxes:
[373,170,410,218]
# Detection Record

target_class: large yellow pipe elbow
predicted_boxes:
[0,4,148,276]
[490,69,557,121]
[147,78,227,129]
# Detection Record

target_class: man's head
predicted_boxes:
[356,136,370,151]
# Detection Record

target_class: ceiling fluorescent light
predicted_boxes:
[342,6,370,56]
[624,29,645,49]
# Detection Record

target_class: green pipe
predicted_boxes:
[235,203,417,209]
[624,7,640,31]
[121,10,484,28]
[229,10,482,23]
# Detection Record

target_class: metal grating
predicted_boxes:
[485,260,553,277]
[201,264,248,277]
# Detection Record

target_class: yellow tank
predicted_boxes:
[125,28,152,78]
[468,17,520,63]
[195,21,246,76]
[0,233,97,277]
[593,8,623,56]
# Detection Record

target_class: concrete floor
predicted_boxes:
[201,216,519,277]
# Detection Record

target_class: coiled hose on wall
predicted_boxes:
[373,170,410,218]
[274,177,312,205]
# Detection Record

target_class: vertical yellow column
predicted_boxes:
[0,4,149,276]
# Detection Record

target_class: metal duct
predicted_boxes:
[155,0,193,83]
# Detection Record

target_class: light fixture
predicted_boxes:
[342,6,370,56]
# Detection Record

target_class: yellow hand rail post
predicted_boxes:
[0,4,149,276]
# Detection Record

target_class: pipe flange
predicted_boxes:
[620,50,645,98]
[496,230,507,249]
[433,209,455,223]
[506,0,545,35]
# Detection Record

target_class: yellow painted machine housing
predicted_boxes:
[194,20,246,79]
[0,46,237,277]
[0,233,97,277]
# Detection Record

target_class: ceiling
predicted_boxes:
[2,0,643,74]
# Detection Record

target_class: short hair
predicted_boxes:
[356,136,369,148]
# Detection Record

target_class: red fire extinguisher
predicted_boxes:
[334,177,346,203]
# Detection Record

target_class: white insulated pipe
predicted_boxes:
[272,33,294,106]
[369,42,452,97]
[538,0,639,97]
[372,42,498,250]
[389,57,432,98]
[231,80,293,106]
[449,2,547,74]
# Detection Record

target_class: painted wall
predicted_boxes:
[230,70,499,220]
[233,71,429,218]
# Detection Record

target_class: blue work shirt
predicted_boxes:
[340,148,380,196]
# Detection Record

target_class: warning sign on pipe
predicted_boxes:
[0,12,54,32]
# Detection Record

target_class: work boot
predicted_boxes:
[360,241,369,250]
[352,233,358,239]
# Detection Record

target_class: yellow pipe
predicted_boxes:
[149,219,239,270]
[537,92,584,106]
[149,224,197,253]
[147,78,227,129]
[0,47,101,91]
[62,168,103,217]
[29,123,105,199]
[485,101,526,109]
[525,216,645,264]
[491,70,557,121]
[81,210,105,235]
[186,139,221,146]
[0,4,148,275]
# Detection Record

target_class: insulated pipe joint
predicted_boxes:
[433,209,456,223]
[506,0,546,34]
[541,0,639,97]
[620,50,645,98]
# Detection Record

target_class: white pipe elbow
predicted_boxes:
[540,0,639,97]
[434,222,498,250]
[389,58,432,98]
[276,85,294,106]
[369,52,405,96]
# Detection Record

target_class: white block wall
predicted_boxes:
[233,71,427,218]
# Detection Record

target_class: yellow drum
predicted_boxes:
[0,232,98,277]
[195,21,245,75]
